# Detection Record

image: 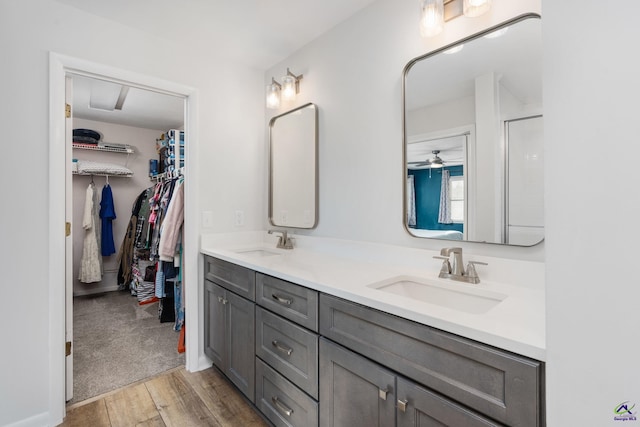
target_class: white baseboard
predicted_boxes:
[190,355,213,373]
[5,412,51,427]
[73,284,121,297]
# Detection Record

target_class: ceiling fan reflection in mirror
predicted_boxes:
[409,150,445,168]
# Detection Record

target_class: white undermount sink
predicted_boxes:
[235,248,282,258]
[367,275,507,315]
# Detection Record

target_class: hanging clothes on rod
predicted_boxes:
[100,181,117,256]
[116,172,185,329]
[79,181,103,283]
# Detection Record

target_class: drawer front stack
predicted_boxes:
[255,274,320,427]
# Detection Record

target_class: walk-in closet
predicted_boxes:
[68,74,187,404]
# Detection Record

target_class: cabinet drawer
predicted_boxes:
[256,273,318,331]
[256,358,319,427]
[204,256,255,301]
[320,294,543,427]
[256,307,319,399]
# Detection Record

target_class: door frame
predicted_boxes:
[48,52,201,423]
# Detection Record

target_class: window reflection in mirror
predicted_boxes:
[403,14,543,246]
[269,103,318,229]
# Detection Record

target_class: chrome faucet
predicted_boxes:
[268,230,294,250]
[434,247,487,284]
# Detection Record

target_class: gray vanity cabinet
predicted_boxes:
[319,338,396,427]
[320,294,544,427]
[202,255,544,426]
[204,256,256,402]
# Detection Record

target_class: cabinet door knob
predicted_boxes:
[379,388,389,400]
[272,293,293,305]
[397,399,408,412]
[272,340,293,356]
[272,396,294,417]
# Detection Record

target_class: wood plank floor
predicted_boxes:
[60,367,270,427]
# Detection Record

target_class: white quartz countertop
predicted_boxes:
[200,232,546,361]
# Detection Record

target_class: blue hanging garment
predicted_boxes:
[100,183,117,256]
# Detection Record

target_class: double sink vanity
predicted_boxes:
[204,13,546,426]
[201,232,545,426]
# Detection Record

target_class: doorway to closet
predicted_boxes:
[67,72,187,404]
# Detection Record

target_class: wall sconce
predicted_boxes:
[420,0,444,37]
[463,0,492,18]
[266,68,303,109]
[420,0,492,38]
[266,78,282,109]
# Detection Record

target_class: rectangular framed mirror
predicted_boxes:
[403,14,543,246]
[269,103,318,229]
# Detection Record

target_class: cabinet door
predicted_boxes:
[397,377,503,427]
[226,289,256,402]
[204,280,226,369]
[320,338,395,427]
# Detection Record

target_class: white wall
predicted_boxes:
[0,1,264,425]
[263,0,640,425]
[544,1,640,426]
[71,119,165,295]
[264,0,543,262]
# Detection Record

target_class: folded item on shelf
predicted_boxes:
[73,128,101,144]
[77,160,133,175]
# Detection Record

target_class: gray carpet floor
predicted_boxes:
[70,291,185,404]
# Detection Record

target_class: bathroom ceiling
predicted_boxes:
[71,74,185,131]
[60,0,377,130]
[54,0,378,70]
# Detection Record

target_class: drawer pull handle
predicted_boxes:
[272,293,293,305]
[272,340,293,356]
[272,396,293,417]
[397,399,408,412]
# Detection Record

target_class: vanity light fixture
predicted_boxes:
[420,0,492,38]
[420,0,444,37]
[463,0,492,18]
[266,78,281,109]
[266,68,303,109]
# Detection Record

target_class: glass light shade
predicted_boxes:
[483,27,508,39]
[266,83,280,109]
[430,162,444,168]
[443,44,464,54]
[420,0,444,38]
[463,0,491,18]
[281,75,297,101]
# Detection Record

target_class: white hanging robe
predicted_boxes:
[79,182,103,283]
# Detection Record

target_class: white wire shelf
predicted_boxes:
[72,143,134,154]
[72,171,133,178]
